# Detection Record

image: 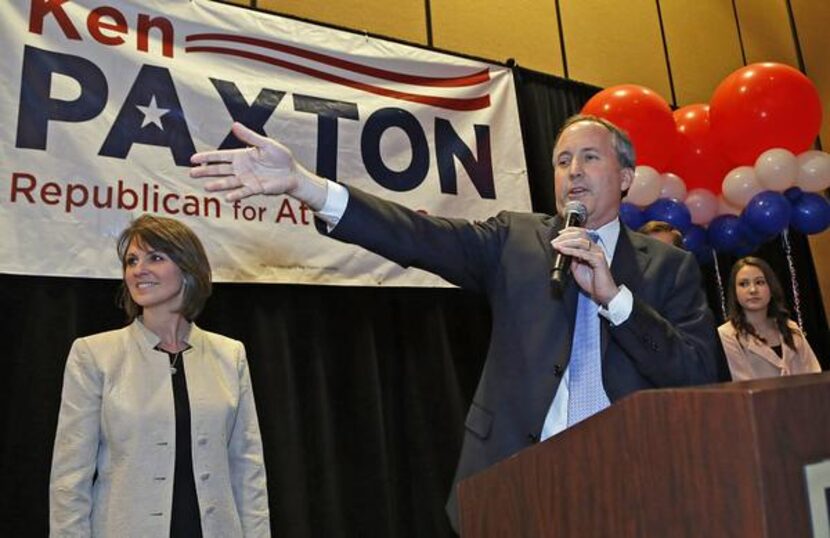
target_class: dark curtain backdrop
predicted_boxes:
[1,66,827,538]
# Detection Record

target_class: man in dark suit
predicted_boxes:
[191,115,722,531]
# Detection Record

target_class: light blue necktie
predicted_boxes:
[566,233,610,427]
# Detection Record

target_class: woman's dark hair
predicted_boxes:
[726,256,796,350]
[116,214,212,321]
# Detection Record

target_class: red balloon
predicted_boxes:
[669,104,732,194]
[581,84,677,171]
[710,62,822,167]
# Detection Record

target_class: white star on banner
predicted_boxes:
[136,96,170,129]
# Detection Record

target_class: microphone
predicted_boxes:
[550,200,587,287]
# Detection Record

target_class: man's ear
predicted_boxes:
[620,167,635,193]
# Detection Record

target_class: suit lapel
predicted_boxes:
[535,214,561,273]
[526,214,580,369]
[601,227,649,356]
[610,226,648,293]
[533,214,591,368]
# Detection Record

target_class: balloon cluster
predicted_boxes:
[582,62,829,264]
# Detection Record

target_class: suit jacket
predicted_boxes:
[325,187,721,528]
[49,319,270,538]
[718,320,821,380]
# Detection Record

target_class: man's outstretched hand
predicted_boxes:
[190,122,328,210]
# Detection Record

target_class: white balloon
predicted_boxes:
[718,195,742,216]
[796,150,830,192]
[626,166,662,207]
[659,173,687,201]
[685,188,718,225]
[722,166,763,208]
[755,148,797,191]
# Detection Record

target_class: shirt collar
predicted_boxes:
[588,218,621,263]
[131,316,195,350]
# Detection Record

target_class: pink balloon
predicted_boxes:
[796,150,830,192]
[722,166,763,208]
[625,166,662,206]
[685,188,719,225]
[754,148,797,191]
[718,195,742,216]
[659,173,687,201]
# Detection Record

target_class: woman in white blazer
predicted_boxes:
[718,256,821,381]
[50,215,270,537]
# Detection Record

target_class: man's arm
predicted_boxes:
[610,252,721,386]
[327,186,512,291]
[191,123,505,292]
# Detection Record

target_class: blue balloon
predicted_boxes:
[784,186,804,203]
[682,225,712,265]
[732,237,760,257]
[708,215,743,253]
[643,198,692,233]
[739,210,774,244]
[619,202,646,230]
[735,216,764,255]
[791,193,830,234]
[742,190,791,237]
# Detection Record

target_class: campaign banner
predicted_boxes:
[0,0,531,286]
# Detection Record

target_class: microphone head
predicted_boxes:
[563,200,587,226]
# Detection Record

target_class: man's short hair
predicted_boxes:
[638,220,683,248]
[553,114,637,170]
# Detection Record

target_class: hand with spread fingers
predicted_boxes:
[551,227,619,305]
[190,122,328,210]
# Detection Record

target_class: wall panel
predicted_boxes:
[790,0,830,146]
[808,229,830,324]
[734,0,798,65]
[257,0,428,45]
[558,0,671,102]
[660,0,743,105]
[431,0,563,74]
[790,0,830,319]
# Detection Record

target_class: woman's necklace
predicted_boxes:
[155,344,187,375]
[169,350,183,375]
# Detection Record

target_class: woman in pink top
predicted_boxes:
[718,256,821,380]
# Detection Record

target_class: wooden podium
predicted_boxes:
[458,373,830,537]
